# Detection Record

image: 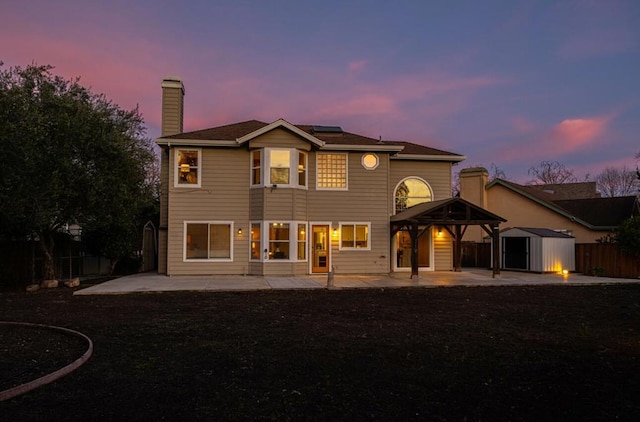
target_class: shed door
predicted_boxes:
[503,237,529,270]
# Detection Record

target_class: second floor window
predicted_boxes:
[270,149,291,184]
[251,148,307,188]
[395,177,432,214]
[175,149,201,187]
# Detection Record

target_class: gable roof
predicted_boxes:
[390,197,506,225]
[553,196,639,227]
[487,178,639,230]
[156,119,465,161]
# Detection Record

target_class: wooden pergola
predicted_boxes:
[390,197,506,278]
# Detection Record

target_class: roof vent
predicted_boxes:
[312,125,343,134]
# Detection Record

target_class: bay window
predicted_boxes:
[251,148,307,188]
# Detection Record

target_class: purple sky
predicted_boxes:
[2,0,639,182]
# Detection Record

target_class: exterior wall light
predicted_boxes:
[237,228,243,235]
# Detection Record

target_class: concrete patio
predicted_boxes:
[74,269,640,295]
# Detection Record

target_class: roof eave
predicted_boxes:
[156,138,238,147]
[320,144,405,152]
[392,154,466,162]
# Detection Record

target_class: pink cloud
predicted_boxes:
[498,113,613,162]
[549,116,610,152]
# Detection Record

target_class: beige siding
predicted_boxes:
[389,160,454,271]
[158,148,170,274]
[389,160,453,205]
[486,185,603,243]
[162,131,457,275]
[307,152,391,274]
[166,147,250,275]
[433,228,453,270]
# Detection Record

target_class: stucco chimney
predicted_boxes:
[161,77,185,136]
[459,167,489,209]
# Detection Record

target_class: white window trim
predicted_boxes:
[392,227,435,272]
[183,221,233,262]
[338,222,371,251]
[316,152,349,191]
[250,150,263,187]
[250,221,262,261]
[393,176,434,214]
[174,148,202,188]
[251,148,307,189]
[263,220,308,262]
[361,153,379,170]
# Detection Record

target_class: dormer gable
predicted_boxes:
[236,118,325,148]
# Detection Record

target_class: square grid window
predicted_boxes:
[317,153,347,189]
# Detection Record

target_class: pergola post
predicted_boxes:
[454,225,462,272]
[410,220,419,279]
[492,225,500,278]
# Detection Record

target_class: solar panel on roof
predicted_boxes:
[312,125,343,133]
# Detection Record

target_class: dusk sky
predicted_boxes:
[2,0,639,182]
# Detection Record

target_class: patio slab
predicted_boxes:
[74,270,640,295]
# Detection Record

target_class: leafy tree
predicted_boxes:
[0,63,157,280]
[527,160,578,184]
[613,217,640,256]
[594,166,639,197]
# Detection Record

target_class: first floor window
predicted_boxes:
[268,223,290,259]
[185,222,232,260]
[250,223,261,260]
[340,223,370,250]
[297,223,307,260]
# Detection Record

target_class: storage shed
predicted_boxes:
[499,227,575,273]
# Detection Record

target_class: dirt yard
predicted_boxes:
[1,283,639,421]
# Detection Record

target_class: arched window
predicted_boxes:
[394,177,432,214]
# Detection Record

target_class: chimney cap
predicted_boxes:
[161,76,184,93]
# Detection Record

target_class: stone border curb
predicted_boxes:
[0,322,93,402]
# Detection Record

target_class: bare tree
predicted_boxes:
[595,166,639,197]
[527,160,577,185]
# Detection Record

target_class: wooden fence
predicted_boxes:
[575,243,640,279]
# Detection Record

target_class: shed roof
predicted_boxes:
[501,227,574,238]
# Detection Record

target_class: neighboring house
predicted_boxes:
[155,77,505,277]
[460,167,640,244]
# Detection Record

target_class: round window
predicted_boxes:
[362,153,379,170]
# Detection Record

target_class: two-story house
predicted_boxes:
[156,77,503,277]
